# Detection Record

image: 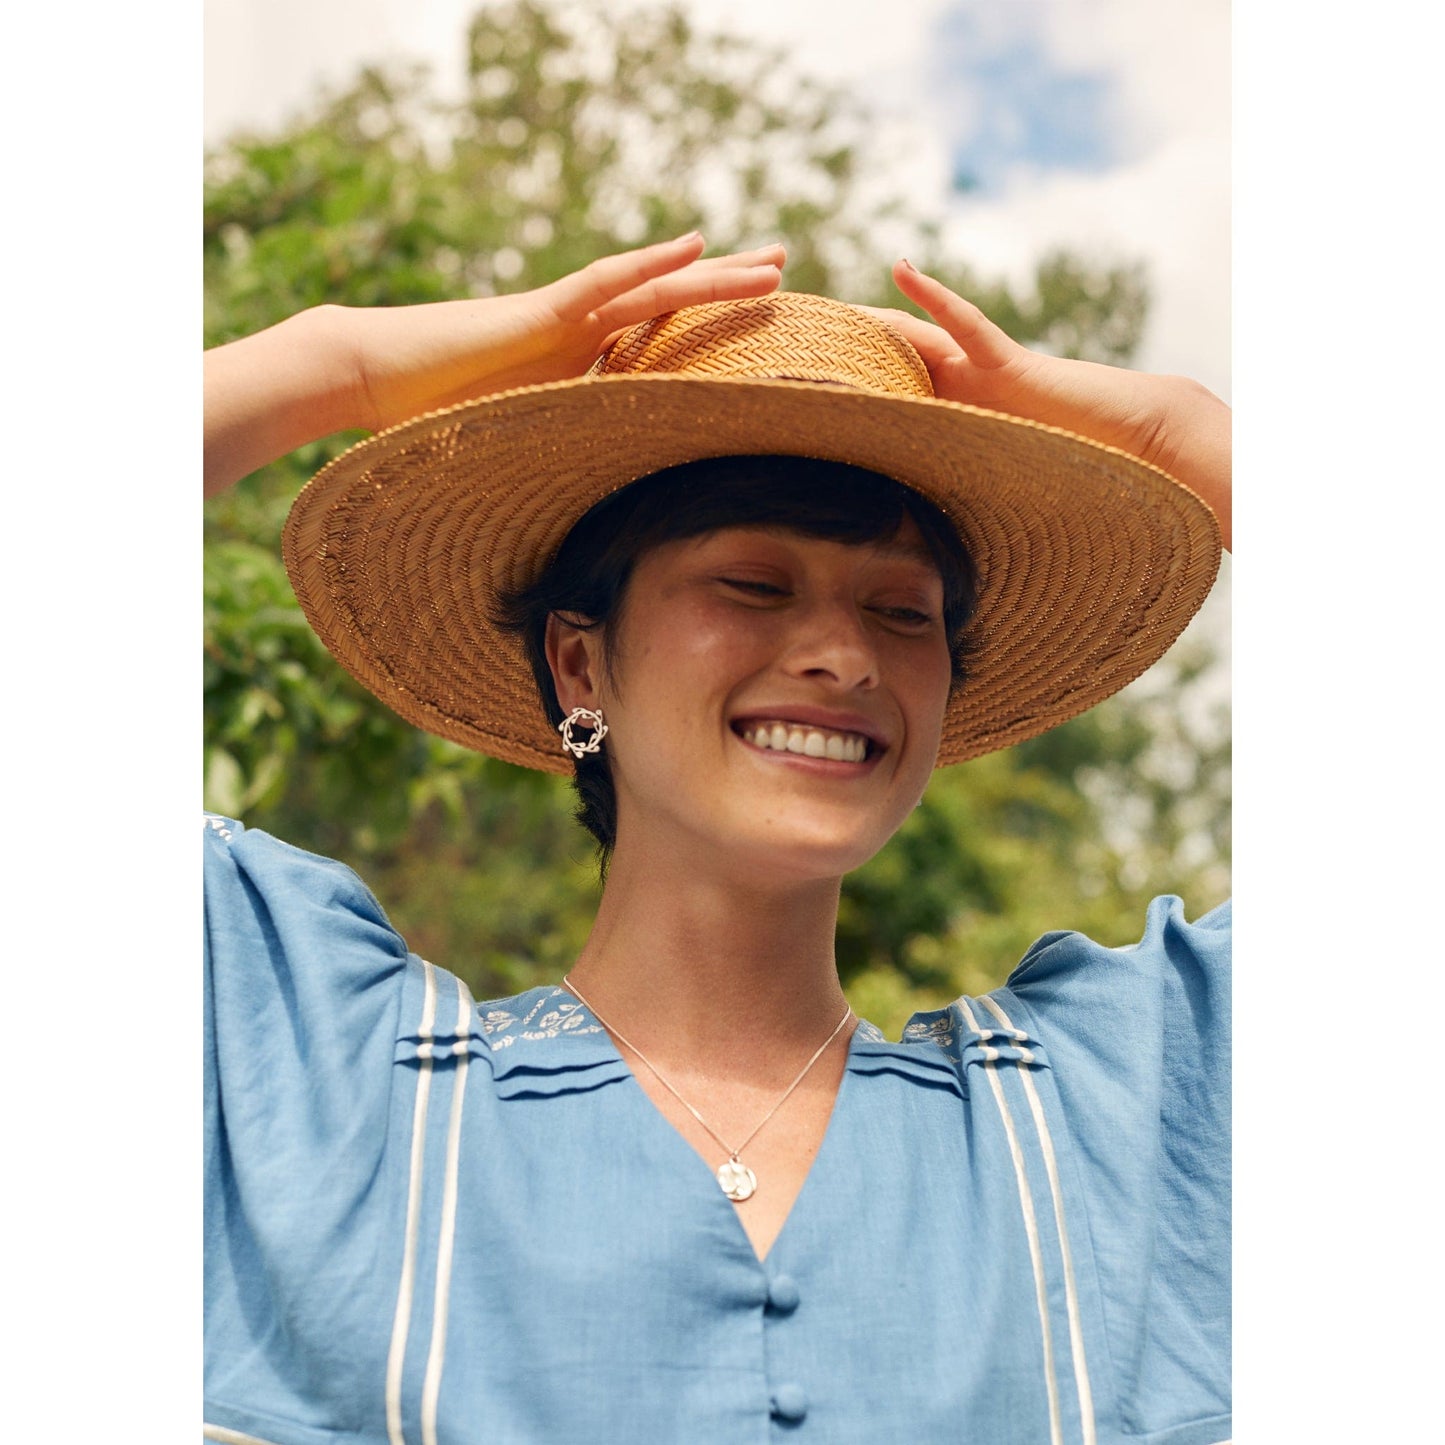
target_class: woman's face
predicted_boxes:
[583,519,953,883]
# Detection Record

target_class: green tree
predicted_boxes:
[204,0,1227,1038]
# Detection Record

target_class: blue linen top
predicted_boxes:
[203,813,1230,1445]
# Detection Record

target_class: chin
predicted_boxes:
[618,779,920,883]
[727,811,903,883]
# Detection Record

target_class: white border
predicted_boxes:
[1235,0,1440,1436]
[6,0,198,1438]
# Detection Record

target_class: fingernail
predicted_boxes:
[672,230,703,243]
[900,257,918,272]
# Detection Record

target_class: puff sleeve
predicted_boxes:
[999,895,1231,1444]
[203,814,417,1439]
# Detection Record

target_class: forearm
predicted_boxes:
[1073,373,1233,552]
[204,306,362,497]
[1138,376,1231,552]
[966,360,1232,552]
[994,361,1232,552]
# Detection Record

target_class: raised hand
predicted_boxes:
[346,234,787,430]
[863,260,1231,548]
[205,235,784,495]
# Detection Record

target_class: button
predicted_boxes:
[767,1273,801,1314]
[770,1382,808,1422]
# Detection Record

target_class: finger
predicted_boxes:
[592,263,782,333]
[685,243,788,272]
[552,233,708,320]
[891,259,1017,370]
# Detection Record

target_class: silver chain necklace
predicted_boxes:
[560,974,854,1203]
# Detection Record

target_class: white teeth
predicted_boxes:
[740,722,871,762]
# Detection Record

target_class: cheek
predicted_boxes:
[901,651,952,757]
[602,613,753,759]
[635,604,771,691]
[898,627,952,692]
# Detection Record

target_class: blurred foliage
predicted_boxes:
[204,0,1227,1039]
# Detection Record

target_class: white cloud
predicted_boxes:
[672,0,957,83]
[941,131,1230,394]
[1041,0,1229,152]
[205,0,408,140]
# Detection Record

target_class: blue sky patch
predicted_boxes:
[930,3,1122,194]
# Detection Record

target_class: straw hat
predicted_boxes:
[283,292,1221,775]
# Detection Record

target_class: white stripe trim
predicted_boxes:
[385,959,439,1445]
[958,997,1063,1445]
[421,976,473,1445]
[980,994,1097,1445]
[203,1427,284,1445]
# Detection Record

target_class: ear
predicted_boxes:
[544,612,608,715]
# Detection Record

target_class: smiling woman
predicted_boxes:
[204,236,1232,1445]
[494,453,978,858]
[547,511,955,893]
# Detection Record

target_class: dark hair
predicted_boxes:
[495,455,979,861]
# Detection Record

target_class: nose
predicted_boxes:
[782,599,880,692]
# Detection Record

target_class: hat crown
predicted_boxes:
[593,291,935,400]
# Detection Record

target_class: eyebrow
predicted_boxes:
[694,527,942,575]
[866,539,938,566]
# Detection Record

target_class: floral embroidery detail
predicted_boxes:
[854,1020,886,1043]
[520,993,553,1029]
[523,1002,596,1036]
[203,814,234,843]
[903,1017,956,1048]
[479,990,603,1048]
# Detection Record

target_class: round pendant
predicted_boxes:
[717,1158,758,1202]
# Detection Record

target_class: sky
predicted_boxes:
[204,0,1230,397]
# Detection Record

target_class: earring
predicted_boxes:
[559,706,608,758]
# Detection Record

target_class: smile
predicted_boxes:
[737,721,872,763]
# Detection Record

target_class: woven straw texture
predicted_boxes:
[284,293,1221,775]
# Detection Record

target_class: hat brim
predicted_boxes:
[283,373,1222,775]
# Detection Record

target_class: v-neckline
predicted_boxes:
[582,1003,861,1266]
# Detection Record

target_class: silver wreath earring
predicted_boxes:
[558,706,608,758]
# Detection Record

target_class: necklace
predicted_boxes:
[560,974,854,1203]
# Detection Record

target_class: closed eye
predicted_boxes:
[719,578,789,597]
[873,605,936,626]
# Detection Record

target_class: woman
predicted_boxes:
[204,233,1231,1445]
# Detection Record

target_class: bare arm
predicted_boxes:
[204,234,786,498]
[204,306,360,497]
[864,260,1231,550]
